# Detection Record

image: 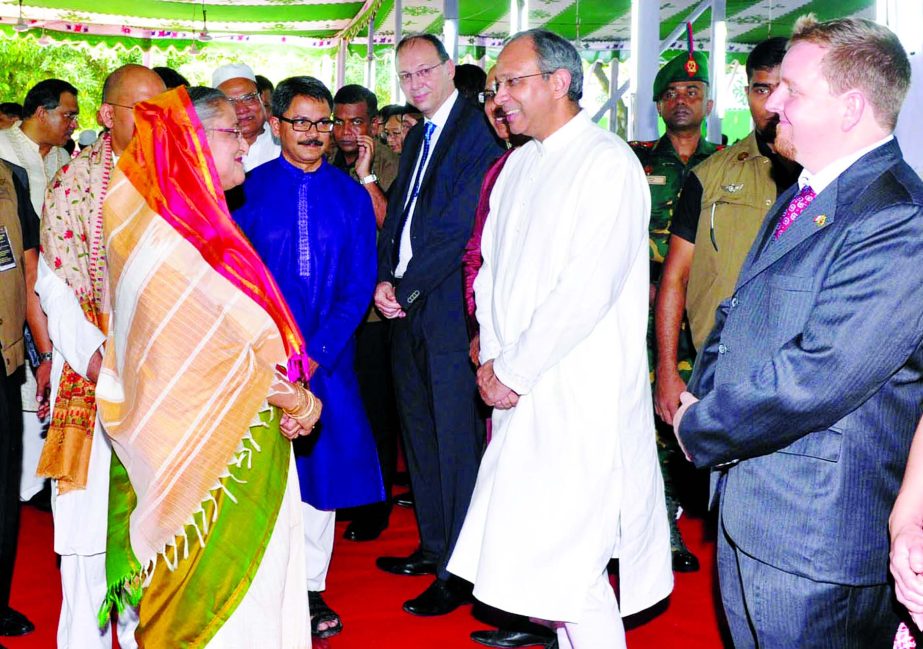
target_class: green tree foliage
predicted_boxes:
[0,34,141,131]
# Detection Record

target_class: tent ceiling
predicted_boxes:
[0,0,875,50]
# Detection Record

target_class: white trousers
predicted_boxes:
[548,570,626,649]
[302,502,335,592]
[19,406,45,501]
[57,553,138,649]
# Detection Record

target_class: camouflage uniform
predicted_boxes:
[631,134,721,570]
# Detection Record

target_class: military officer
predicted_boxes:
[630,46,720,573]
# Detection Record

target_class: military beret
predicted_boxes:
[653,51,710,101]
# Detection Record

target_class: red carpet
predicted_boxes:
[6,504,725,648]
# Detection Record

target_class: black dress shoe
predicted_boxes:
[471,628,557,647]
[343,517,388,542]
[376,549,437,576]
[0,608,34,636]
[394,490,414,508]
[402,578,471,616]
[672,547,700,572]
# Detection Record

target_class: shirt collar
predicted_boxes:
[534,109,587,156]
[799,134,893,193]
[425,89,458,132]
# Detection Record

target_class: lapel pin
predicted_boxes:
[814,214,827,227]
[722,183,743,193]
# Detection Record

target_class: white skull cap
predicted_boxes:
[212,63,257,88]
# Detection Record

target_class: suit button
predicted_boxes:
[730,296,738,307]
[718,343,727,354]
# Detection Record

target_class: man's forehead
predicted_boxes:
[334,102,368,118]
[287,95,331,116]
[58,92,78,108]
[218,78,257,95]
[497,40,538,72]
[397,41,440,68]
[664,80,706,92]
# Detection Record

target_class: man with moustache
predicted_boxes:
[330,84,399,227]
[448,29,671,649]
[233,76,384,640]
[674,16,923,647]
[0,78,79,511]
[630,46,720,573]
[654,37,800,424]
[374,33,503,617]
[34,64,165,649]
[213,63,280,171]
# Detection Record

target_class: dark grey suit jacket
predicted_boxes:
[681,139,923,585]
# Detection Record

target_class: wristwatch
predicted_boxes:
[38,351,53,364]
[359,173,378,186]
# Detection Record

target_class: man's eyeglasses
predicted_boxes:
[397,62,444,85]
[104,101,136,111]
[478,90,496,105]
[227,92,261,106]
[208,127,244,142]
[490,71,551,94]
[51,107,79,122]
[277,116,335,133]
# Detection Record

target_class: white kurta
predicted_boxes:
[36,257,110,556]
[243,127,281,172]
[447,110,672,623]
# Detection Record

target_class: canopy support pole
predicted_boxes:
[393,0,403,102]
[629,0,659,140]
[365,12,376,89]
[707,0,726,143]
[443,0,459,62]
[336,38,347,91]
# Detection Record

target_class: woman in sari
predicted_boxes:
[95,85,320,648]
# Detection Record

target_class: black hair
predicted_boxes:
[271,76,334,117]
[255,75,274,94]
[22,79,78,119]
[0,102,22,119]
[745,37,788,81]
[333,84,378,117]
[153,67,190,90]
[454,64,487,103]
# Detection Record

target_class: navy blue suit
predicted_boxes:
[377,95,503,579]
[681,139,923,647]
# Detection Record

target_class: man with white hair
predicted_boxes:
[212,63,280,171]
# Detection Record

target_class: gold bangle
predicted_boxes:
[284,388,316,421]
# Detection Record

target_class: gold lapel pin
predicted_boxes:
[814,214,827,227]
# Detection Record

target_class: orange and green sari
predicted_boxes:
[95,87,309,647]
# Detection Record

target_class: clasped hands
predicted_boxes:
[269,371,323,440]
[477,360,518,410]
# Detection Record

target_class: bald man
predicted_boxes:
[35,64,165,649]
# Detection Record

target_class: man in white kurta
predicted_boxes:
[447,30,672,649]
[0,80,75,503]
[34,65,164,649]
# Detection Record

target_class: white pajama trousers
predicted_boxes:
[57,553,138,649]
[302,501,335,591]
[533,569,626,649]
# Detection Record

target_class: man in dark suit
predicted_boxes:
[674,16,923,648]
[373,33,503,616]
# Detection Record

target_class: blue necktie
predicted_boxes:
[393,122,436,271]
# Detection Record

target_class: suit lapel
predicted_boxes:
[416,95,464,195]
[737,184,837,287]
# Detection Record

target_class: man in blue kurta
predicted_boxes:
[233,75,384,640]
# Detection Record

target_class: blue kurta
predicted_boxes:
[234,156,384,510]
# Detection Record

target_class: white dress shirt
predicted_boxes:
[395,89,459,278]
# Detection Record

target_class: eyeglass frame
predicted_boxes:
[477,89,496,105]
[207,127,245,142]
[104,101,136,111]
[226,91,262,106]
[397,62,445,85]
[276,116,336,133]
[490,71,553,95]
[47,105,79,122]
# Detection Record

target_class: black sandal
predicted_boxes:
[308,590,343,639]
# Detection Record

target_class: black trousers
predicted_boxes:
[350,319,400,523]
[391,312,483,580]
[0,366,24,609]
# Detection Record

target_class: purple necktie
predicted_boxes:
[774,185,816,239]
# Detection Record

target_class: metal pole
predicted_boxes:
[336,38,347,91]
[707,0,726,143]
[608,59,619,133]
[365,11,376,89]
[629,0,659,140]
[393,0,403,103]
[443,0,459,62]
